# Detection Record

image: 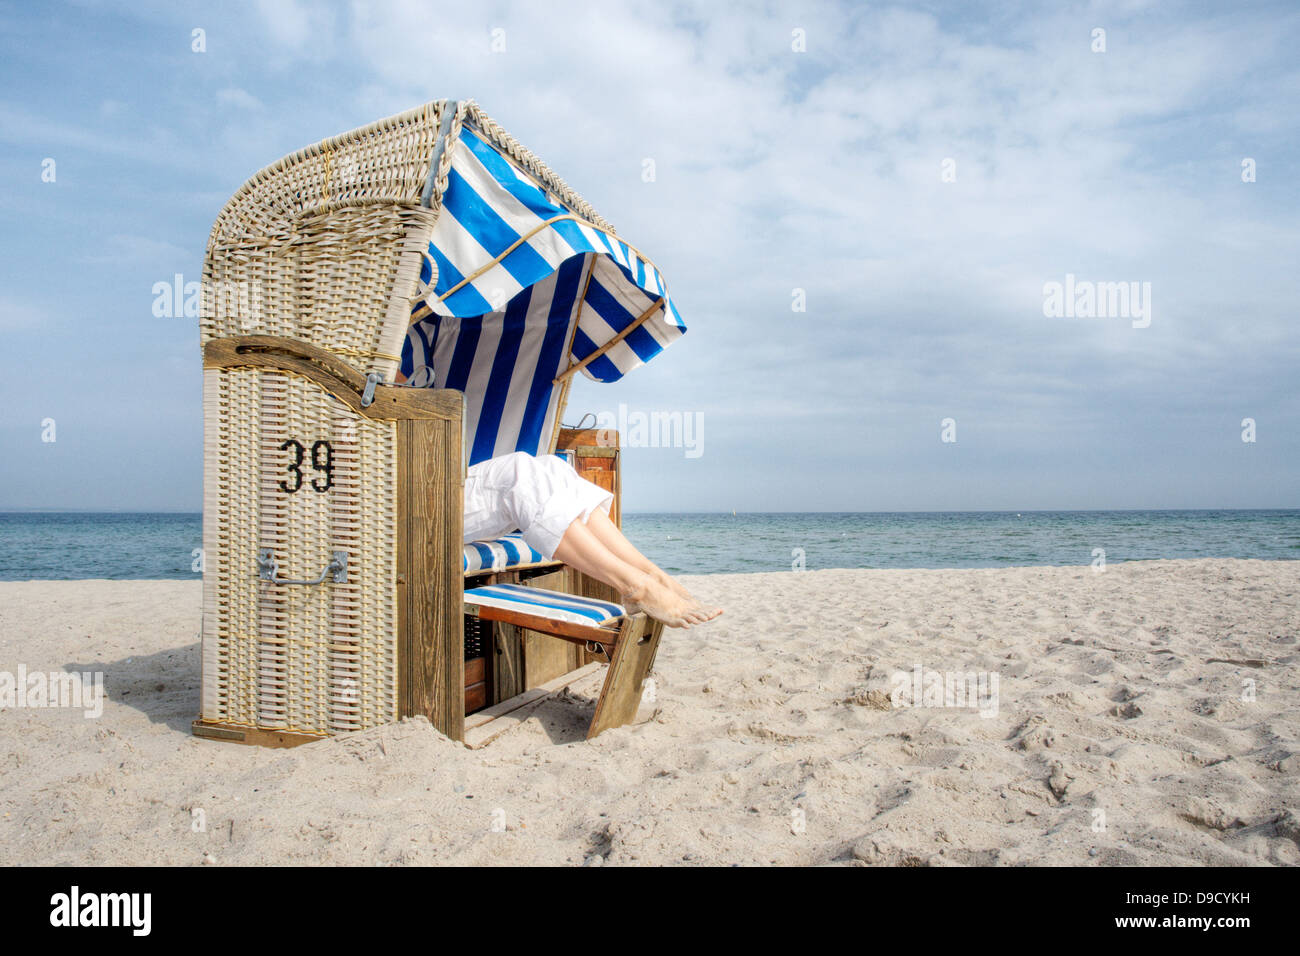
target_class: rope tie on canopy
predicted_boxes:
[409,216,671,325]
[325,345,404,364]
[464,102,613,234]
[428,100,470,209]
[320,141,333,207]
[546,253,600,452]
[553,296,664,384]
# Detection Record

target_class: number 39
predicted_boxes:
[279,439,335,493]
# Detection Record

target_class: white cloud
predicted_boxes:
[253,0,338,58]
[5,0,1297,509]
[216,87,264,110]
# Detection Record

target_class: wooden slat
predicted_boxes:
[464,559,563,581]
[464,656,486,687]
[581,469,615,493]
[524,629,584,687]
[204,335,462,421]
[492,621,524,704]
[463,663,604,748]
[569,568,623,666]
[466,602,620,647]
[192,719,325,749]
[527,630,616,656]
[510,567,587,688]
[557,430,620,527]
[587,613,662,739]
[396,410,465,741]
[613,444,621,528]
[556,428,619,449]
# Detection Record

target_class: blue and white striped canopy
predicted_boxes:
[401,123,687,467]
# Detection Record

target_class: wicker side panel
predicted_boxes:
[198,97,642,388]
[200,366,398,736]
[199,98,629,389]
[371,214,439,384]
[202,204,437,382]
[200,369,227,717]
[200,367,263,724]
[200,102,446,384]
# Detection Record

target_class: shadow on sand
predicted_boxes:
[64,642,200,736]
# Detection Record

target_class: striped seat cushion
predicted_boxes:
[464,583,625,627]
[462,535,550,574]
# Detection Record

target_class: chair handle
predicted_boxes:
[257,550,348,585]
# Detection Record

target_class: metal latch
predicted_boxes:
[361,372,383,407]
[258,550,348,585]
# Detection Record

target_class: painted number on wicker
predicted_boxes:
[278,439,336,494]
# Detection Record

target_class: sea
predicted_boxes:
[1,509,1297,580]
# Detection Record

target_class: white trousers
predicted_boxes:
[463,451,614,559]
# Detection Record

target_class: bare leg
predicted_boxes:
[584,510,722,621]
[551,516,712,627]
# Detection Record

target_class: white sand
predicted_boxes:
[1,559,1297,866]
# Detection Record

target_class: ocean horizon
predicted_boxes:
[1,509,1297,580]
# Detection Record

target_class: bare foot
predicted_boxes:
[658,571,722,622]
[652,569,722,622]
[684,601,724,624]
[626,573,722,627]
[623,574,700,628]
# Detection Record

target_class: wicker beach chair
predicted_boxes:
[195,100,686,748]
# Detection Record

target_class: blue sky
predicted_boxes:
[1,0,1297,512]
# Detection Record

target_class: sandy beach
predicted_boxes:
[1,558,1297,866]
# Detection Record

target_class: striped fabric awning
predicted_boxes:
[400,120,687,467]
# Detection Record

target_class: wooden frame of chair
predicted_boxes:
[462,603,662,741]
[194,99,673,750]
[194,334,465,745]
[194,335,663,747]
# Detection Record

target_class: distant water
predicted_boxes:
[0,513,204,581]
[0,510,1297,580]
[625,510,1300,576]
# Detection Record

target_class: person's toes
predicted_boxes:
[623,588,691,628]
[685,607,714,624]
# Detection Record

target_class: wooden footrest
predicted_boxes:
[464,584,663,739]
[465,583,625,652]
